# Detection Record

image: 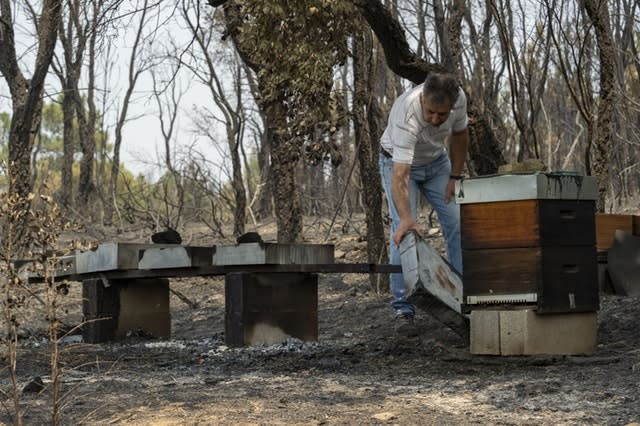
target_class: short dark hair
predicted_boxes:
[422,73,460,106]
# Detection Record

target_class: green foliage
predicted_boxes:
[39,101,66,155]
[232,0,356,163]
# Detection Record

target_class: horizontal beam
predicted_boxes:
[28,263,402,283]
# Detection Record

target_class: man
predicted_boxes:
[379,72,468,334]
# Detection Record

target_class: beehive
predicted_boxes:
[456,173,599,314]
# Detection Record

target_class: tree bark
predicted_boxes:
[0,0,62,252]
[582,0,617,212]
[0,0,62,197]
[353,23,389,292]
[268,104,303,242]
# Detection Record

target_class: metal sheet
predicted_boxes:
[74,242,186,273]
[213,242,334,266]
[138,246,215,270]
[400,231,463,314]
[455,173,597,204]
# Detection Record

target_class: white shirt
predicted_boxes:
[380,84,468,166]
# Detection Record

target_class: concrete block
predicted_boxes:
[470,310,500,355]
[470,308,597,356]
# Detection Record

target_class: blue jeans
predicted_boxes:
[379,152,462,315]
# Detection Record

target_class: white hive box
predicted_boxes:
[455,172,597,204]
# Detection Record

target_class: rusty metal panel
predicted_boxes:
[400,231,463,314]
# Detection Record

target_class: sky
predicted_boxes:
[0,1,226,182]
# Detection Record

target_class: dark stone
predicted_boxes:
[236,232,264,245]
[22,376,44,394]
[151,228,182,244]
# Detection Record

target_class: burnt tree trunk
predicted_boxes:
[353,23,389,292]
[0,0,61,197]
[61,86,75,208]
[0,0,62,251]
[229,128,247,236]
[583,0,617,212]
[268,103,303,242]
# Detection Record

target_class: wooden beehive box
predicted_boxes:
[456,173,599,314]
[595,213,639,250]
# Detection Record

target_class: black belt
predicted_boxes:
[380,147,392,158]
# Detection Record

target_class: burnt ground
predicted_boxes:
[1,217,639,425]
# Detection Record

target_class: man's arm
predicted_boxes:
[392,162,420,246]
[445,127,469,203]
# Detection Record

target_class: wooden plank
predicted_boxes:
[462,200,596,249]
[29,263,401,283]
[461,200,540,249]
[463,247,542,298]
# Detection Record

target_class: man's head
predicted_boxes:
[420,73,460,127]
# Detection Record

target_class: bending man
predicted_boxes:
[379,72,468,334]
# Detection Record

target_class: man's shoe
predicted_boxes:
[394,312,419,337]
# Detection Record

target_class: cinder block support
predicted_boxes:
[82,278,170,343]
[225,272,318,346]
[470,308,597,356]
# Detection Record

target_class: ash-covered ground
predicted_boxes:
[2,220,639,425]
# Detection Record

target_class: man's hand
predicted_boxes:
[393,218,421,247]
[444,178,456,204]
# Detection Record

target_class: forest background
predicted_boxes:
[0,1,639,424]
[0,0,639,269]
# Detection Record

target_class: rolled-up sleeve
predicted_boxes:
[451,89,468,133]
